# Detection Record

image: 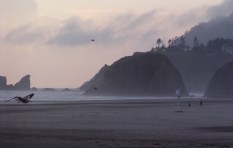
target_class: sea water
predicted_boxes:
[0,90,183,103]
[0,90,86,102]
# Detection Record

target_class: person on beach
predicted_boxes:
[200,100,203,106]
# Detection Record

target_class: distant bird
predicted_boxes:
[91,39,95,42]
[94,87,98,90]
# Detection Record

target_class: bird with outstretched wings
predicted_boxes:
[6,93,34,103]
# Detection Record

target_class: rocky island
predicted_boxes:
[0,75,31,90]
[81,52,188,96]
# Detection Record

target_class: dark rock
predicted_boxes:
[14,75,31,90]
[43,88,55,91]
[205,60,233,98]
[62,88,70,91]
[0,76,7,89]
[31,87,37,91]
[83,52,188,96]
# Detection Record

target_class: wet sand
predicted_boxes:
[1,98,233,148]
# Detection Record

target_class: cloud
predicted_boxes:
[47,10,165,48]
[49,6,233,49]
[47,17,114,46]
[3,9,201,51]
[5,1,233,50]
[4,25,45,44]
[206,0,233,18]
[2,17,62,46]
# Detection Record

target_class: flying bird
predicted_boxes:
[6,93,34,104]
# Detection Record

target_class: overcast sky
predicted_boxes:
[0,0,231,88]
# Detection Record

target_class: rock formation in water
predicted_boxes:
[0,76,7,89]
[43,88,55,91]
[0,75,31,90]
[81,52,188,96]
[205,60,233,98]
[14,75,31,90]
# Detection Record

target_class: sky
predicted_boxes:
[0,0,231,88]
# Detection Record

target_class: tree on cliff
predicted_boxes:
[156,38,162,48]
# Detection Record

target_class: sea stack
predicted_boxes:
[14,75,31,90]
[205,60,233,98]
[0,76,7,89]
[81,52,188,96]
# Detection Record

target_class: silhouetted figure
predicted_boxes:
[175,91,183,112]
[188,102,191,107]
[8,93,34,103]
[200,100,203,106]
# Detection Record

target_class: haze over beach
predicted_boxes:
[1,0,231,88]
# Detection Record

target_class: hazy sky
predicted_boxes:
[0,0,231,88]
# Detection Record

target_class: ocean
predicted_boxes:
[0,90,203,103]
[0,90,96,102]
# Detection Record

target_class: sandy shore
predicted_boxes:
[1,98,233,148]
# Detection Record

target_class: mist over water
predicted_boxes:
[0,90,192,102]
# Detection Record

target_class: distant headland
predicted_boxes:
[80,52,188,96]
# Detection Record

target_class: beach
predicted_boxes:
[1,98,233,148]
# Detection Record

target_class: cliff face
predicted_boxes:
[80,64,109,92]
[14,75,31,90]
[82,52,188,96]
[205,60,233,98]
[165,52,233,93]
